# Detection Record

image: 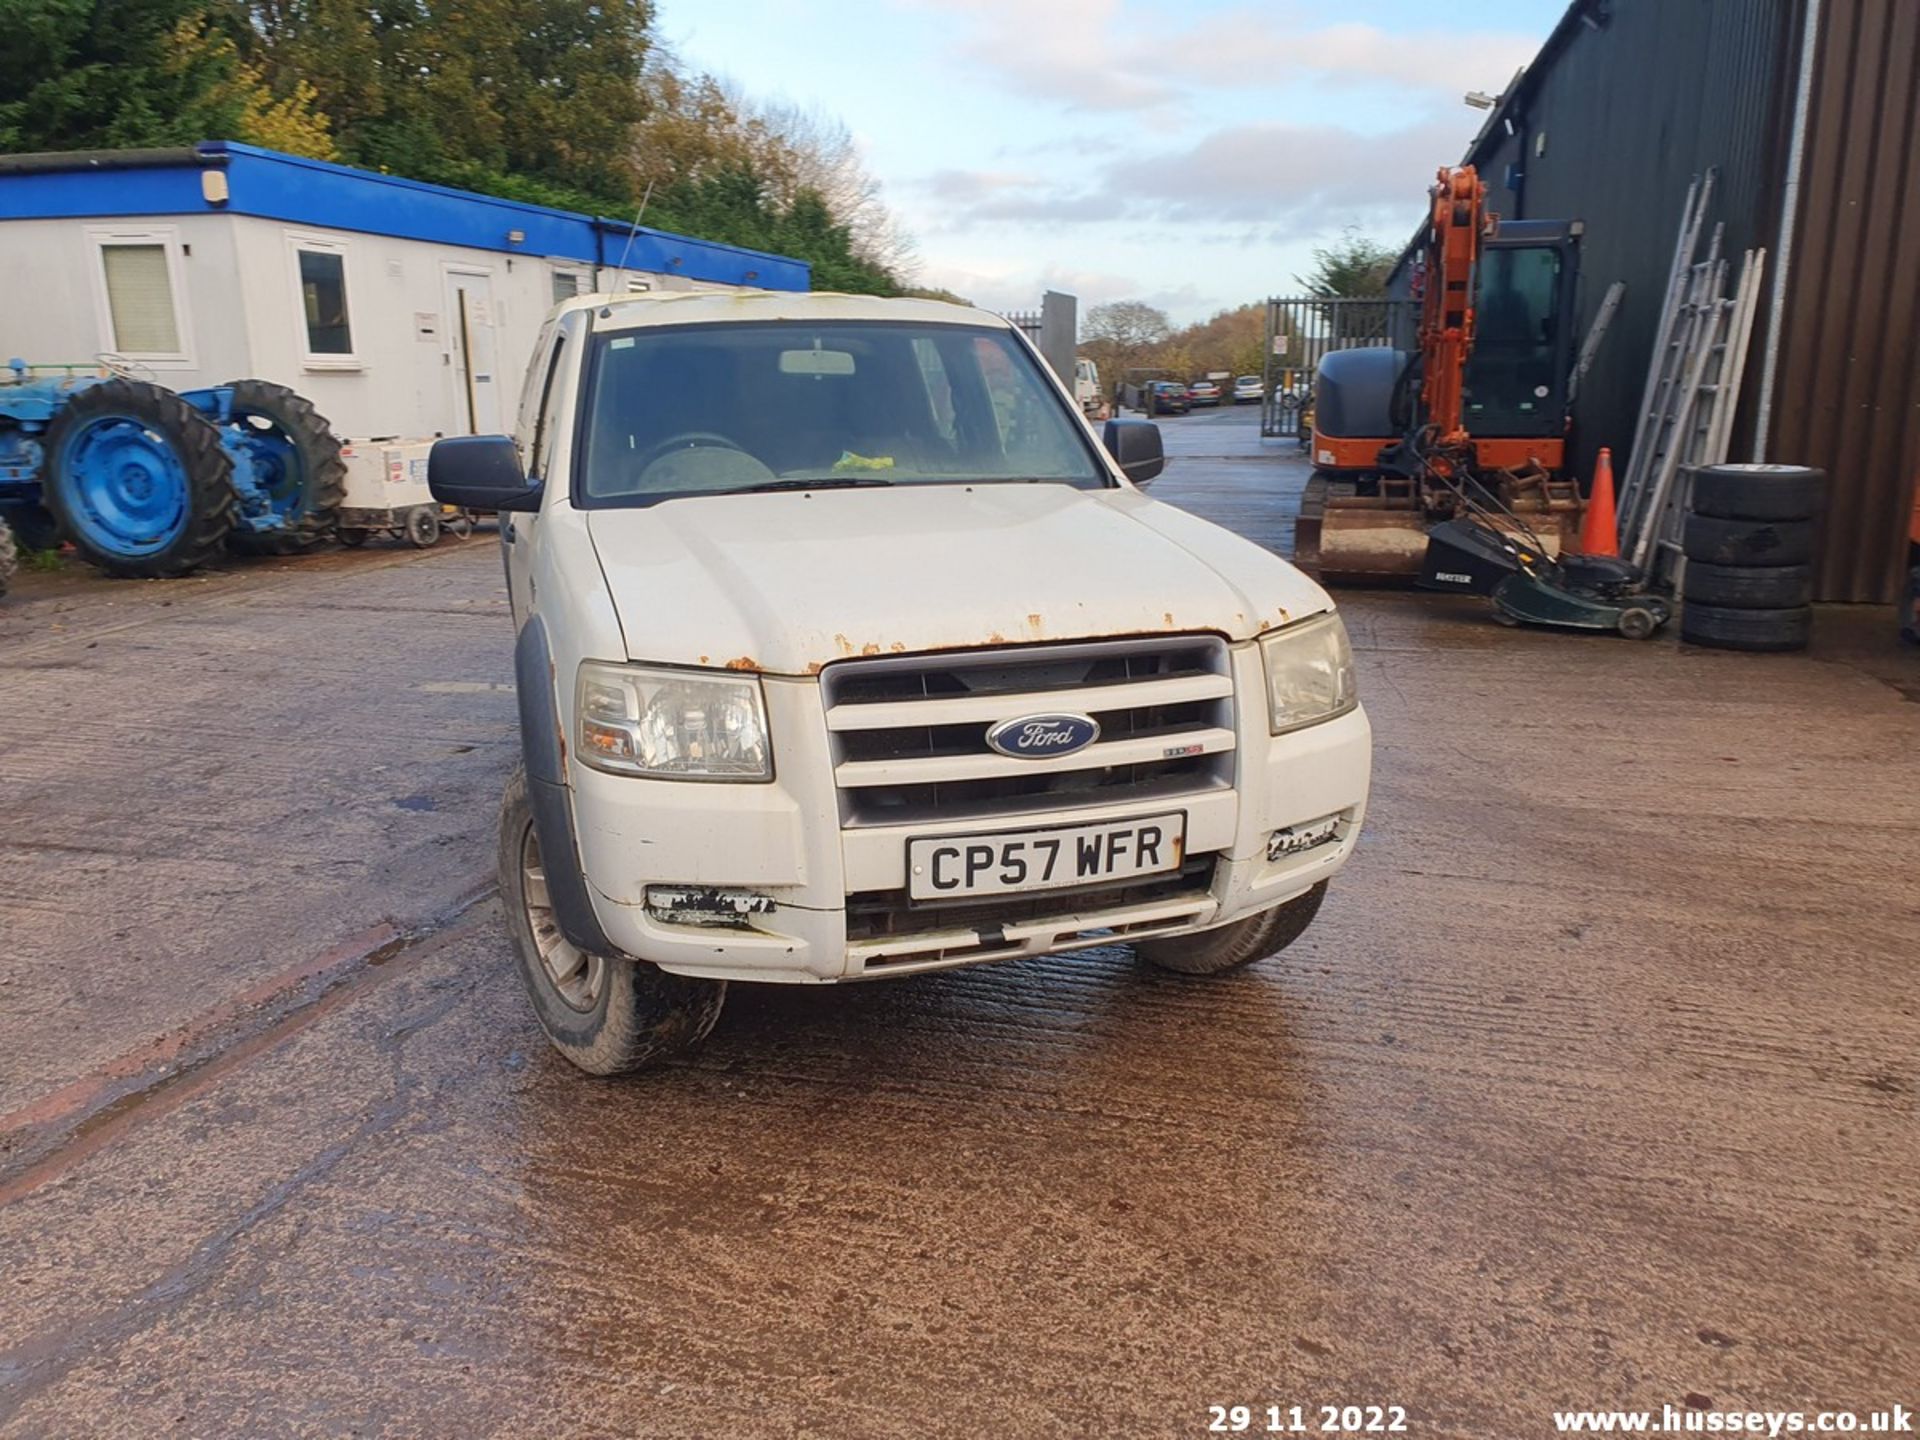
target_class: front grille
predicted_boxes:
[845,854,1219,942]
[821,635,1236,827]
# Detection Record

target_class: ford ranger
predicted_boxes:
[429,292,1371,1074]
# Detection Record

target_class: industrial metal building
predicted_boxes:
[0,141,810,443]
[1408,0,1918,604]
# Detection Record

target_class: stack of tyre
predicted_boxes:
[1680,463,1825,652]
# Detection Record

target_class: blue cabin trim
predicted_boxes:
[0,141,810,292]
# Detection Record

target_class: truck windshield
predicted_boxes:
[576,321,1107,505]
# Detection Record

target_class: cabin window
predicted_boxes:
[90,229,189,362]
[286,234,357,366]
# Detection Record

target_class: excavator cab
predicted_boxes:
[1296,212,1586,583]
[1461,221,1581,453]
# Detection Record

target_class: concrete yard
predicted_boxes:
[0,408,1915,1437]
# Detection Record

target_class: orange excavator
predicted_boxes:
[1294,165,1587,583]
[1297,165,1672,638]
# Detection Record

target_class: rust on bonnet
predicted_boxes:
[723,656,758,671]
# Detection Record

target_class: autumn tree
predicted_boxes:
[161,15,333,158]
[0,0,910,294]
[1084,300,1172,353]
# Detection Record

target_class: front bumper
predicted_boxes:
[567,645,1371,983]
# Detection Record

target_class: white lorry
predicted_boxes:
[1074,356,1103,416]
[429,292,1371,1074]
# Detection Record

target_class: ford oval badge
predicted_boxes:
[985,712,1101,760]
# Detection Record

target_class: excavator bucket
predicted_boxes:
[1295,474,1431,584]
[1294,473,1584,586]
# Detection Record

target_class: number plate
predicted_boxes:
[907,814,1185,901]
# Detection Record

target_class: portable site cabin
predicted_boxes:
[0,141,811,443]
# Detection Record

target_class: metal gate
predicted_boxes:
[1260,297,1415,438]
[1000,290,1078,390]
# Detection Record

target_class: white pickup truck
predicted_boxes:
[430,292,1371,1074]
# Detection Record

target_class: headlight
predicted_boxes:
[575,661,772,781]
[1259,612,1357,734]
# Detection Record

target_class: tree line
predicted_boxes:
[1080,229,1399,388]
[0,0,908,293]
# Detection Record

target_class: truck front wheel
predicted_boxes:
[497,768,726,1074]
[1134,882,1328,976]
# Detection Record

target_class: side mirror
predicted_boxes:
[1103,418,1164,486]
[428,434,541,513]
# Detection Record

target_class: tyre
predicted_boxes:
[1689,463,1825,522]
[406,507,441,548]
[1680,602,1812,653]
[1134,882,1327,976]
[42,377,235,578]
[1682,513,1815,567]
[1682,561,1813,609]
[217,380,348,555]
[498,766,726,1074]
[1,504,61,553]
[0,515,16,600]
[337,526,370,548]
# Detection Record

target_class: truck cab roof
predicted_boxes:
[560,290,1015,336]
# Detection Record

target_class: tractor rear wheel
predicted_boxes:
[217,380,347,555]
[42,378,235,578]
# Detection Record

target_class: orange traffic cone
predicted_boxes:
[1580,446,1620,557]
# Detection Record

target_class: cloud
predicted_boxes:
[1100,117,1463,225]
[918,168,1048,203]
[870,0,1549,322]
[911,115,1458,235]
[913,256,1203,317]
[895,0,1538,114]
[895,0,1180,114]
[1150,14,1539,96]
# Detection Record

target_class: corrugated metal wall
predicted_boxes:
[1769,0,1920,603]
[1469,0,1798,508]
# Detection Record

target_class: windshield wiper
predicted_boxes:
[732,476,896,493]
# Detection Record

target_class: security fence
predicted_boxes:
[1260,297,1415,438]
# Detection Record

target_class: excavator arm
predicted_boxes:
[1418,165,1490,451]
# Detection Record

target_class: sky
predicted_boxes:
[658,0,1567,325]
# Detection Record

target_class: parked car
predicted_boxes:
[428,292,1370,1074]
[1233,375,1264,404]
[1187,379,1222,407]
[1146,381,1192,416]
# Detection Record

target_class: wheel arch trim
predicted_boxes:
[515,615,616,955]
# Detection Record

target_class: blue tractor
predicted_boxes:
[0,361,346,590]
